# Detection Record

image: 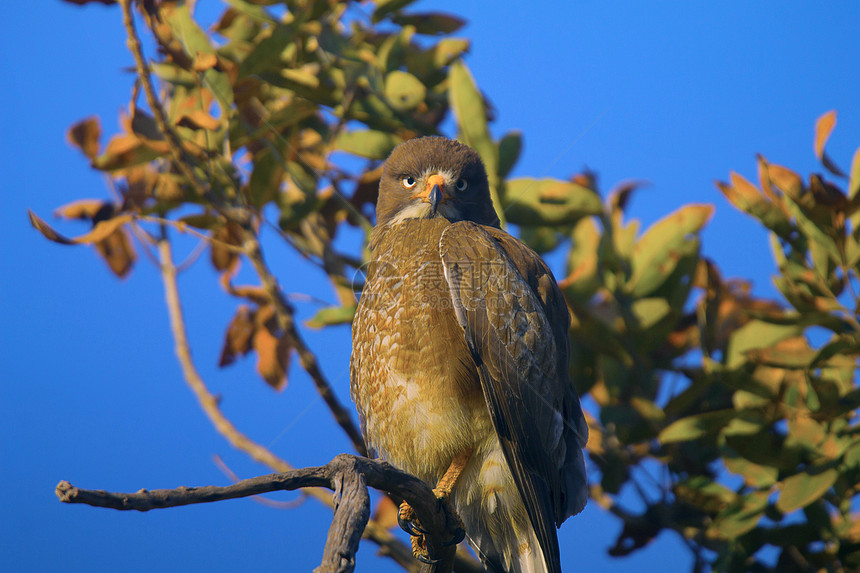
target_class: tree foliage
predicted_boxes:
[36,0,860,571]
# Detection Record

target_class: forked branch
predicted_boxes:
[56,454,469,573]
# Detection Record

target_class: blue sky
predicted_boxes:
[2,1,858,571]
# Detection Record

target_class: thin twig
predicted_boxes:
[137,214,244,254]
[158,236,300,474]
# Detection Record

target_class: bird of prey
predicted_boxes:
[350,136,588,573]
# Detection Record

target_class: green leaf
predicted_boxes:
[150,62,197,87]
[776,467,838,513]
[383,70,426,111]
[334,130,402,160]
[377,26,413,72]
[724,455,778,488]
[222,0,278,23]
[725,432,803,471]
[177,213,221,230]
[627,204,713,298]
[166,4,234,112]
[305,305,356,329]
[563,217,601,304]
[674,476,736,513]
[385,70,427,111]
[278,186,318,230]
[391,12,466,35]
[810,335,860,368]
[497,130,522,179]
[716,174,793,240]
[725,320,802,369]
[372,0,418,23]
[502,178,602,226]
[449,61,495,175]
[630,396,665,423]
[569,312,633,367]
[630,298,671,330]
[238,24,295,79]
[849,145,860,201]
[286,161,317,195]
[782,193,842,266]
[248,147,282,207]
[659,409,736,444]
[721,412,766,437]
[710,490,770,539]
[843,440,860,469]
[429,38,470,68]
[449,60,504,224]
[518,226,559,254]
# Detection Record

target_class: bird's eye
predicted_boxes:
[455,178,468,192]
[401,176,417,189]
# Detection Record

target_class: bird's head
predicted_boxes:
[376,137,501,228]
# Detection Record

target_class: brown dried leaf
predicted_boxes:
[814,110,837,161]
[757,154,781,204]
[67,117,101,160]
[176,110,221,131]
[584,410,604,455]
[54,199,108,220]
[252,306,291,391]
[95,228,136,278]
[210,222,244,272]
[129,108,165,143]
[372,496,399,530]
[767,164,806,203]
[608,180,648,214]
[192,52,218,72]
[29,210,75,245]
[219,305,256,367]
[153,172,185,203]
[350,165,383,212]
[28,210,133,245]
[94,134,166,171]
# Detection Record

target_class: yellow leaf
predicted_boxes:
[54,199,108,220]
[193,52,218,72]
[767,164,804,200]
[814,110,837,160]
[28,210,133,245]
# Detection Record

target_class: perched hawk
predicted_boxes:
[350,137,588,573]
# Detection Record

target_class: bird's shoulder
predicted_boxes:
[441,222,569,323]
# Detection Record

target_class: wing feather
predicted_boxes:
[440,222,588,573]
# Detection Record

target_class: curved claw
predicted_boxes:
[416,553,440,565]
[397,511,428,537]
[443,526,465,547]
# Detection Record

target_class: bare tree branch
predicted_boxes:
[56,454,470,573]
